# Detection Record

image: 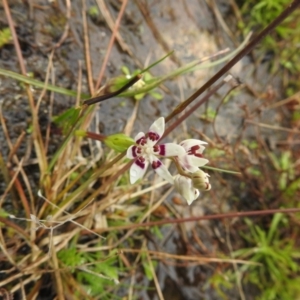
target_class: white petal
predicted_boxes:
[126,145,138,159]
[180,139,207,151]
[184,165,199,173]
[146,136,157,147]
[178,155,199,173]
[188,156,209,167]
[174,175,200,205]
[129,160,149,184]
[177,154,209,173]
[157,143,185,157]
[150,157,174,184]
[180,139,208,147]
[148,117,165,139]
[185,189,200,205]
[134,132,145,142]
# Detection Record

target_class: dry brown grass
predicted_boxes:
[0,1,300,299]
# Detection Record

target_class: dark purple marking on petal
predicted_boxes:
[148,132,160,142]
[135,157,145,169]
[189,145,200,152]
[157,144,166,155]
[131,146,139,157]
[151,160,162,170]
[205,183,211,190]
[153,145,159,153]
[136,137,147,145]
[188,145,203,158]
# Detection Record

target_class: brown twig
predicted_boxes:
[12,176,31,219]
[7,131,26,162]
[95,0,129,90]
[53,0,71,49]
[0,288,13,300]
[135,0,181,66]
[3,0,48,185]
[165,0,300,122]
[91,207,300,233]
[83,74,142,105]
[82,0,94,95]
[0,217,31,241]
[162,75,233,139]
[96,0,135,59]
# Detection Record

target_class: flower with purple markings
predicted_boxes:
[126,117,185,184]
[178,139,209,172]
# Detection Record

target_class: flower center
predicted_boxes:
[136,136,160,158]
[136,143,156,158]
[144,146,152,155]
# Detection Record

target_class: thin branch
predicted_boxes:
[95,0,129,90]
[91,207,300,233]
[82,0,94,95]
[83,74,142,105]
[165,0,300,122]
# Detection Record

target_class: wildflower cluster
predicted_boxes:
[126,117,211,205]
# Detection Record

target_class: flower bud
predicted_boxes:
[191,170,211,191]
[104,133,135,152]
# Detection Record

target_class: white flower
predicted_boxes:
[174,170,211,205]
[174,175,200,205]
[127,117,185,184]
[178,139,209,173]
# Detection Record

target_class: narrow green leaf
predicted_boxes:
[0,68,89,99]
[267,213,283,243]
